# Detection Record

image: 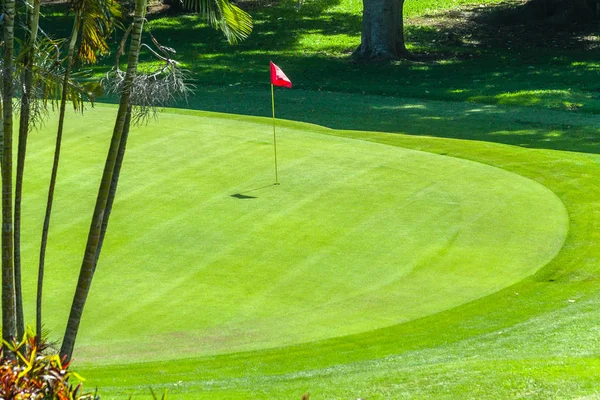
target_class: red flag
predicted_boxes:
[270,61,292,88]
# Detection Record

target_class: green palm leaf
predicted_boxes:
[27,38,93,113]
[182,0,252,43]
[76,0,123,64]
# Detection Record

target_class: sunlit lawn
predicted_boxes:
[28,0,600,398]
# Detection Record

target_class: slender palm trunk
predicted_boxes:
[94,105,132,268]
[60,0,146,361]
[2,0,17,352]
[15,0,41,339]
[37,12,82,340]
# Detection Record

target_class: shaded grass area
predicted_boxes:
[141,14,600,114]
[39,0,600,114]
[181,86,600,154]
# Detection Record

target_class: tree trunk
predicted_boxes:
[37,11,82,341]
[15,0,41,340]
[94,105,132,269]
[60,0,146,362]
[2,0,17,352]
[354,0,407,60]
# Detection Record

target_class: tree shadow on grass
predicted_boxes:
[41,0,600,155]
[134,0,361,62]
[409,0,600,52]
[186,85,600,155]
[231,193,257,199]
[40,0,360,69]
[43,0,600,117]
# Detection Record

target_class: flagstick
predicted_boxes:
[271,84,279,185]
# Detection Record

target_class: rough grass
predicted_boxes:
[142,0,600,113]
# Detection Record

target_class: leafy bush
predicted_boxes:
[0,329,98,399]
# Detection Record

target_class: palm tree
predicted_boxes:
[37,0,120,339]
[15,0,42,339]
[60,0,252,361]
[94,105,131,268]
[0,0,115,349]
[60,0,147,361]
[2,0,18,353]
[183,0,252,44]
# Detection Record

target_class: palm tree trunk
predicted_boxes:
[94,105,132,268]
[15,0,41,340]
[2,0,18,352]
[60,0,147,362]
[37,11,82,341]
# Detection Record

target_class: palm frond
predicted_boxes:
[182,0,252,44]
[104,24,194,124]
[11,38,58,127]
[78,0,123,64]
[3,36,90,128]
[32,38,94,114]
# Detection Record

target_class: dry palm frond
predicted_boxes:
[12,36,89,128]
[103,20,194,124]
[0,23,95,130]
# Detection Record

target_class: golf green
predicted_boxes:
[19,105,567,365]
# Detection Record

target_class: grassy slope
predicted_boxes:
[185,87,600,154]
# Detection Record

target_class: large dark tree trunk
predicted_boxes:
[354,0,407,60]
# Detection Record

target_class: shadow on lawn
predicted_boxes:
[41,0,600,154]
[229,184,278,199]
[231,193,257,199]
[127,0,600,116]
[42,0,600,117]
[186,85,600,154]
[134,0,361,62]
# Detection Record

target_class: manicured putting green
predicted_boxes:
[19,105,567,364]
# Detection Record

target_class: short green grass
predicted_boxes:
[16,99,600,399]
[28,0,600,398]
[22,105,565,362]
